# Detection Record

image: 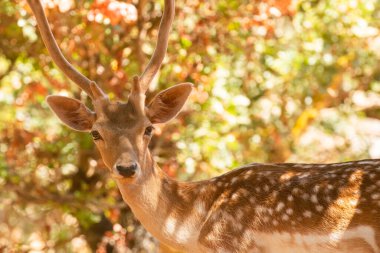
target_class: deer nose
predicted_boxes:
[116,163,137,177]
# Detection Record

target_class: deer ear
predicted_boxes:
[146,83,193,124]
[46,95,95,132]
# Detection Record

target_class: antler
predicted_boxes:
[28,0,175,99]
[139,0,175,93]
[26,0,96,99]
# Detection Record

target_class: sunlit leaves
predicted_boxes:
[88,0,137,25]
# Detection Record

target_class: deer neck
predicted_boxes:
[114,155,206,250]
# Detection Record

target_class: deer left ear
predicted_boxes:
[146,83,193,124]
[46,95,95,132]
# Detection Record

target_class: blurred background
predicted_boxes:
[1,0,380,252]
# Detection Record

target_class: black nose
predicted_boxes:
[116,163,137,177]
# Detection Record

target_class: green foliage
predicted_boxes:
[1,0,380,251]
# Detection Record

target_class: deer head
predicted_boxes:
[27,0,192,182]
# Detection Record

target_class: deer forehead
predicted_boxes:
[93,100,145,129]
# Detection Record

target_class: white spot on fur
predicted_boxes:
[237,209,245,220]
[165,217,176,234]
[175,225,192,243]
[276,202,285,212]
[286,208,293,215]
[246,170,253,176]
[200,186,207,193]
[292,188,300,194]
[316,205,323,212]
[311,194,318,203]
[349,198,358,206]
[195,201,206,215]
[280,172,295,181]
[336,198,346,206]
[270,179,277,185]
[231,193,239,201]
[282,214,289,221]
[366,185,377,192]
[303,210,312,218]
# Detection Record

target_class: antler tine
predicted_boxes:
[26,0,95,99]
[139,0,175,93]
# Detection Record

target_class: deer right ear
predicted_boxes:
[146,83,193,124]
[46,95,95,132]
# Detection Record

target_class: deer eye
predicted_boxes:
[91,130,102,140]
[144,126,154,136]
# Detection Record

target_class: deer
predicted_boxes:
[26,0,380,252]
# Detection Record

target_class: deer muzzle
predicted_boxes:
[116,163,138,178]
